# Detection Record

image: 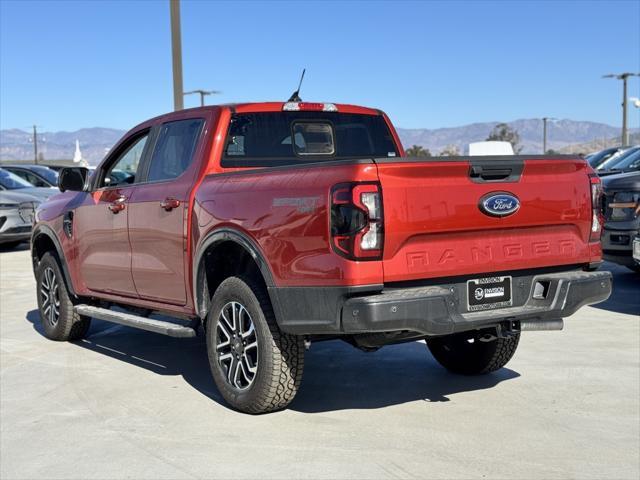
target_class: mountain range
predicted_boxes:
[0,119,636,165]
[0,127,125,165]
[396,118,635,155]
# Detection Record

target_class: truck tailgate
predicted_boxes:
[376,157,595,282]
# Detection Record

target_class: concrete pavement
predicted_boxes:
[1,245,638,479]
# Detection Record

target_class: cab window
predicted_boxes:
[100,133,149,188]
[146,119,204,183]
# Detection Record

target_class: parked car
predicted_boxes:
[597,145,640,174]
[597,148,640,177]
[601,171,640,272]
[586,146,631,169]
[633,236,640,266]
[0,190,40,248]
[30,102,612,413]
[0,168,58,202]
[2,164,59,188]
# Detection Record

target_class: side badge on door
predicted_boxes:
[479,192,520,217]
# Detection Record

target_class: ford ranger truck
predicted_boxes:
[31,102,612,414]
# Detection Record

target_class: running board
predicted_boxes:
[74,305,196,338]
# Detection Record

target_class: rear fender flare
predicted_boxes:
[193,228,276,319]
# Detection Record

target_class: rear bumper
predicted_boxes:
[0,228,32,244]
[272,270,612,336]
[342,270,611,336]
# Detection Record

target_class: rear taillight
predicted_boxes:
[330,182,383,260]
[589,175,604,242]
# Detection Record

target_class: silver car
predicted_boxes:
[0,168,58,202]
[0,190,40,248]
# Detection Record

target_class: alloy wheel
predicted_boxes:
[216,301,259,390]
[40,267,60,327]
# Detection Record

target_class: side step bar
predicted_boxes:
[74,305,196,338]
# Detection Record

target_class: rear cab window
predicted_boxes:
[222,111,399,167]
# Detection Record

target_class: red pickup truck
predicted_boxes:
[31,101,612,413]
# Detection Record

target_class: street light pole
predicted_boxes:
[170,0,184,111]
[603,72,639,145]
[542,117,555,154]
[184,89,221,106]
[622,76,628,145]
[33,125,38,165]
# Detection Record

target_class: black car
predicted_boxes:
[2,164,58,188]
[597,148,640,177]
[597,146,640,175]
[587,146,631,169]
[601,171,640,272]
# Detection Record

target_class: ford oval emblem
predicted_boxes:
[480,192,520,217]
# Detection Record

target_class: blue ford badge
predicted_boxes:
[480,192,520,217]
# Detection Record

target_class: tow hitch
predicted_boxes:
[479,318,563,342]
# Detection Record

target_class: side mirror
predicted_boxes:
[58,167,90,192]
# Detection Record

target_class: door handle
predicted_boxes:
[108,197,126,214]
[160,197,181,211]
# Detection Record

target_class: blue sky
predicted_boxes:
[1,0,639,131]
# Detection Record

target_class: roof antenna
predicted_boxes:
[287,69,306,102]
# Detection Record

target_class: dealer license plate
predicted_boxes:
[467,276,512,311]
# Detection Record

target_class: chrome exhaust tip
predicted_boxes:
[520,319,564,331]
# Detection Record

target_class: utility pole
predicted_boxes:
[542,117,555,154]
[184,89,221,106]
[602,72,639,145]
[170,0,184,111]
[32,125,38,165]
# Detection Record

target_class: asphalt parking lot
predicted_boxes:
[1,244,638,480]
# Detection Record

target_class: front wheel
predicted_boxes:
[206,276,304,414]
[427,331,520,375]
[36,252,91,341]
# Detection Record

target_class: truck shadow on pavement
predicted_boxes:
[26,310,519,413]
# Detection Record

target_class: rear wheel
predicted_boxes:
[36,252,91,341]
[206,276,304,414]
[427,331,520,375]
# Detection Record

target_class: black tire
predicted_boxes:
[36,252,91,341]
[206,276,304,414]
[427,331,520,375]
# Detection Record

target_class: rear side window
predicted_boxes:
[222,112,398,167]
[147,119,204,182]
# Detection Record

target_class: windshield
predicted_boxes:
[0,169,34,189]
[609,149,640,171]
[31,166,58,184]
[598,147,640,170]
[587,147,619,168]
[222,112,399,167]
